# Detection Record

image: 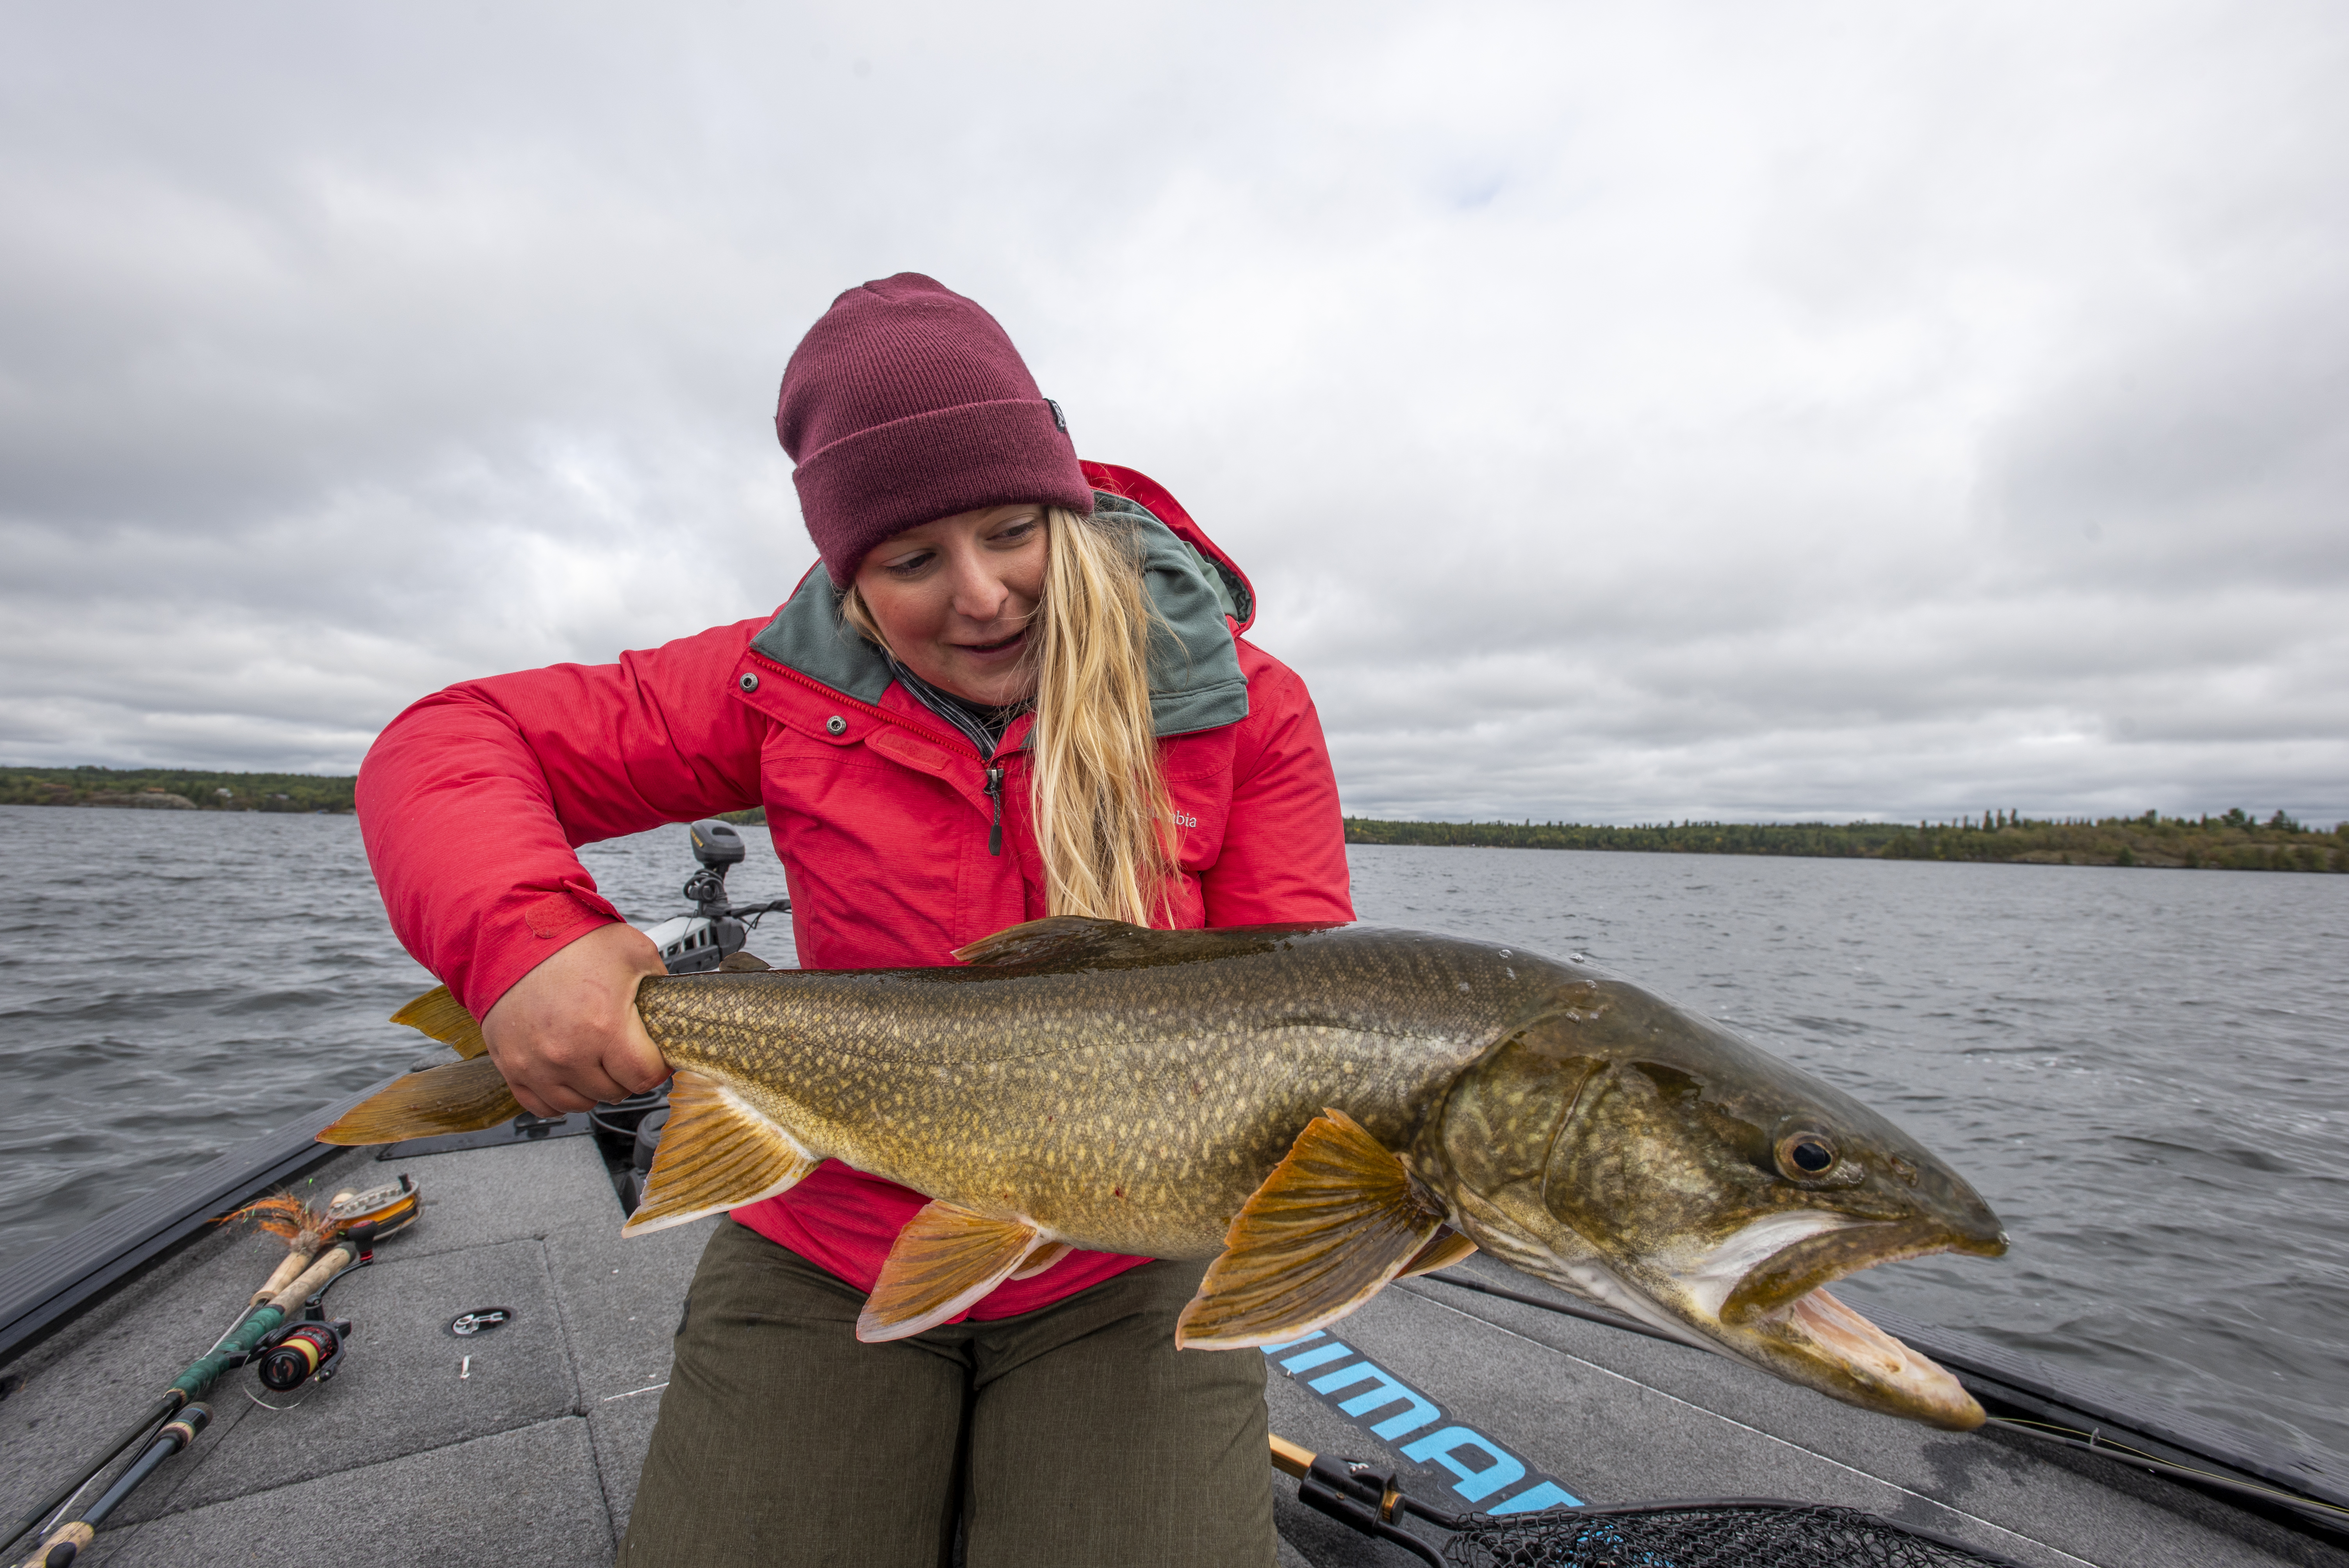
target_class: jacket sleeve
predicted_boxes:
[1199,643,1356,927]
[356,618,771,1017]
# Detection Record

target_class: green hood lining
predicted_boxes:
[747,491,1251,740]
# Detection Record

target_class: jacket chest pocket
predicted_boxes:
[1161,730,1236,873]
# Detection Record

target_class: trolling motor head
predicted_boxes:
[682,819,746,914]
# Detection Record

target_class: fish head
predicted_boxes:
[1428,971,2007,1430]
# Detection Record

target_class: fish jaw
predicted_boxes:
[1673,1213,2007,1431]
[1469,1203,2003,1430]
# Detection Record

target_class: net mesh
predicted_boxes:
[1440,1501,2018,1568]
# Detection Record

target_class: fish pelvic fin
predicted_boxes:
[1396,1226,1479,1278]
[389,985,488,1060]
[1010,1241,1072,1280]
[1175,1108,1446,1351]
[317,1057,520,1145]
[858,1203,1056,1343]
[622,1072,818,1237]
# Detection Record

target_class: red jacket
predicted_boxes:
[357,462,1353,1317]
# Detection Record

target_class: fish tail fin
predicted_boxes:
[390,985,488,1060]
[621,1072,818,1236]
[317,1056,520,1145]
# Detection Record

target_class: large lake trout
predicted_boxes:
[324,917,2007,1429]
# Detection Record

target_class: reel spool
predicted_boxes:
[254,1317,350,1392]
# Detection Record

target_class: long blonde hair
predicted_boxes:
[842,507,1175,924]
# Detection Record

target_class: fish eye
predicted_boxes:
[1776,1132,1837,1179]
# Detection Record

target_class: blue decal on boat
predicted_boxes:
[1274,1338,1580,1513]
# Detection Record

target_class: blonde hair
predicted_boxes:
[841,507,1175,924]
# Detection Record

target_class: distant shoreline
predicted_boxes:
[0,765,355,814]
[1342,813,2346,873]
[8,768,2338,873]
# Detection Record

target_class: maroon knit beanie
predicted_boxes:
[776,273,1093,586]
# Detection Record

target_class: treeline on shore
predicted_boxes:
[0,766,356,813]
[1344,809,2347,873]
[7,767,2338,872]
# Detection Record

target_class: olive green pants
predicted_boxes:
[619,1220,1275,1568]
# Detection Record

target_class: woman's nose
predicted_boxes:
[945,551,1009,622]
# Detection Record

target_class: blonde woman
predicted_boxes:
[358,274,1353,1565]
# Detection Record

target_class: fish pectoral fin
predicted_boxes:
[389,985,488,1060]
[317,1057,519,1145]
[622,1072,818,1237]
[1175,1108,1445,1351]
[715,951,772,972]
[1396,1226,1478,1278]
[859,1203,1053,1343]
[1009,1241,1072,1280]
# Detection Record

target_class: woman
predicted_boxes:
[357,273,1353,1566]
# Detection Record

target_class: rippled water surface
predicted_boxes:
[2,806,2342,1471]
[1346,844,2349,1472]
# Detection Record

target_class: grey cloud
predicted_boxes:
[0,0,2344,825]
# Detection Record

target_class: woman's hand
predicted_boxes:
[482,921,672,1116]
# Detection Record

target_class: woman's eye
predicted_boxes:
[885,552,935,576]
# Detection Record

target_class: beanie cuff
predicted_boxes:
[792,398,1093,585]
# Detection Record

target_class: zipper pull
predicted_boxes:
[984,766,1004,856]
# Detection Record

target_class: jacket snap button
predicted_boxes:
[738,673,759,692]
[825,715,847,736]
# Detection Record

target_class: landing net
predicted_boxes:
[1440,1499,2023,1568]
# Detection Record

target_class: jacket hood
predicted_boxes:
[747,474,1252,739]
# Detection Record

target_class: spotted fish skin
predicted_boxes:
[635,923,1552,1257]
[328,916,2007,1425]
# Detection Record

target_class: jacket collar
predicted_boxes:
[746,491,1250,739]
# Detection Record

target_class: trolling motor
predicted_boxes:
[639,818,790,974]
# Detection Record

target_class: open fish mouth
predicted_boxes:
[1717,1218,2008,1431]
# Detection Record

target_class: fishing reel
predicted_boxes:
[644,819,790,974]
[253,1313,351,1392]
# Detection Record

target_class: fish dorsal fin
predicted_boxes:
[858,1202,1053,1342]
[317,1057,519,1145]
[389,985,488,1060]
[715,951,772,972]
[622,1072,818,1237]
[1396,1226,1479,1278]
[1175,1109,1445,1350]
[952,916,1347,973]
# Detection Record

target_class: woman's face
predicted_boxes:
[853,502,1048,706]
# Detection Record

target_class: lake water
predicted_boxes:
[2,804,2342,1473]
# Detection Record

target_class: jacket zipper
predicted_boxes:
[984,766,1005,855]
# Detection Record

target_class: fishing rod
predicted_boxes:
[10,1405,213,1568]
[1,1178,418,1559]
[1268,1433,2030,1566]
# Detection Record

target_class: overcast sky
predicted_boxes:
[2,0,2343,825]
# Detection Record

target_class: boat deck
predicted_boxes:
[4,1128,2344,1566]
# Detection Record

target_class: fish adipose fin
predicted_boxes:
[1176,1108,1447,1350]
[622,1072,818,1237]
[317,1056,520,1145]
[859,1203,1057,1342]
[389,985,488,1060]
[952,916,1345,973]
[1396,1226,1478,1278]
